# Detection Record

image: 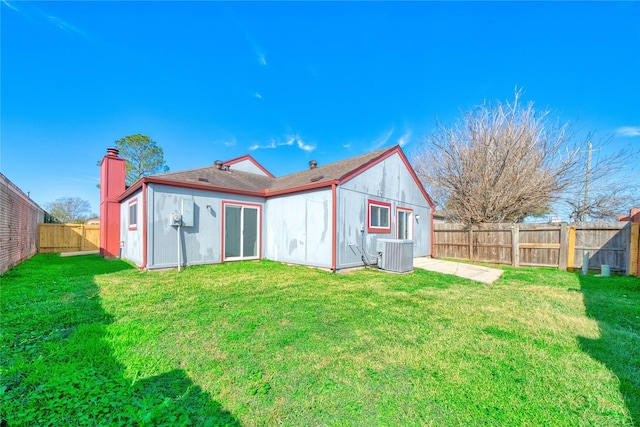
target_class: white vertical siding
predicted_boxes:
[265,189,332,268]
[146,184,265,269]
[120,190,143,266]
[228,159,269,176]
[337,152,432,269]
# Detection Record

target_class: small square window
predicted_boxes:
[368,200,391,233]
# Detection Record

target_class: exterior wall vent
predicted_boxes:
[376,239,414,273]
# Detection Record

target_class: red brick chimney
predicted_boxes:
[100,148,126,258]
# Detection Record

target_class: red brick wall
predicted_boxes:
[1,173,45,274]
[99,148,126,258]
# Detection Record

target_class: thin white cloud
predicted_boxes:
[245,35,267,66]
[249,134,316,153]
[397,130,412,147]
[49,15,89,38]
[372,128,395,149]
[249,141,276,151]
[257,51,267,66]
[616,126,640,137]
[3,0,90,39]
[1,0,19,12]
[254,92,263,99]
[293,135,316,153]
[223,138,236,147]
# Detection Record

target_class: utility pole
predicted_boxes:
[581,140,592,222]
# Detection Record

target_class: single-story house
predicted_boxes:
[99,145,435,272]
[85,217,100,225]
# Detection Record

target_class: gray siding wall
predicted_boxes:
[337,152,432,269]
[265,189,332,268]
[146,184,265,269]
[229,159,269,176]
[120,191,144,266]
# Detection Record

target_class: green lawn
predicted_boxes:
[1,254,638,426]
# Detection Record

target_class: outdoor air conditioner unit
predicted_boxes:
[376,239,414,273]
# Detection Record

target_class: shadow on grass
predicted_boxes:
[1,254,239,426]
[578,273,640,426]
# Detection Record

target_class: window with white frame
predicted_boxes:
[368,200,391,233]
[128,199,138,230]
[397,207,413,240]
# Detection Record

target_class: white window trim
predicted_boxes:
[128,199,138,230]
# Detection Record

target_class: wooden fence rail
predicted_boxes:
[434,222,639,275]
[38,224,100,253]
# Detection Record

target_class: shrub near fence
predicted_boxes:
[38,224,100,253]
[434,222,639,275]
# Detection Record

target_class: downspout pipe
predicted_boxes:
[177,224,182,272]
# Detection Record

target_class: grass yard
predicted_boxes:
[1,254,639,426]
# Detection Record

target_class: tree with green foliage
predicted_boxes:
[115,134,169,186]
[44,197,94,224]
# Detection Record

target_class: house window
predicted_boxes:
[128,199,138,230]
[368,200,391,233]
[397,207,413,240]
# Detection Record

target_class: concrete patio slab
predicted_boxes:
[60,250,100,257]
[413,257,503,284]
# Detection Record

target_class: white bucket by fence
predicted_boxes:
[600,265,610,277]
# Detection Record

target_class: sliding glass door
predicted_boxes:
[224,203,260,260]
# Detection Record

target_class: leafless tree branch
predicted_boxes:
[412,90,583,224]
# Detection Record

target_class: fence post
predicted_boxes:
[558,223,569,271]
[468,228,474,262]
[80,225,86,251]
[630,223,639,276]
[567,226,576,272]
[511,224,520,267]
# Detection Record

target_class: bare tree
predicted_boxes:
[412,91,581,224]
[44,197,94,224]
[566,137,640,221]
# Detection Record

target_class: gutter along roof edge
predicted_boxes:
[117,177,266,202]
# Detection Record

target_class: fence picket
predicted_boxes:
[434,222,636,275]
[38,224,100,253]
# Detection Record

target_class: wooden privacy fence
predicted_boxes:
[39,224,100,253]
[434,222,639,275]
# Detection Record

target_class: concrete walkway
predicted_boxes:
[60,250,100,257]
[413,257,503,284]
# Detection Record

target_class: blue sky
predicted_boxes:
[2,1,639,216]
